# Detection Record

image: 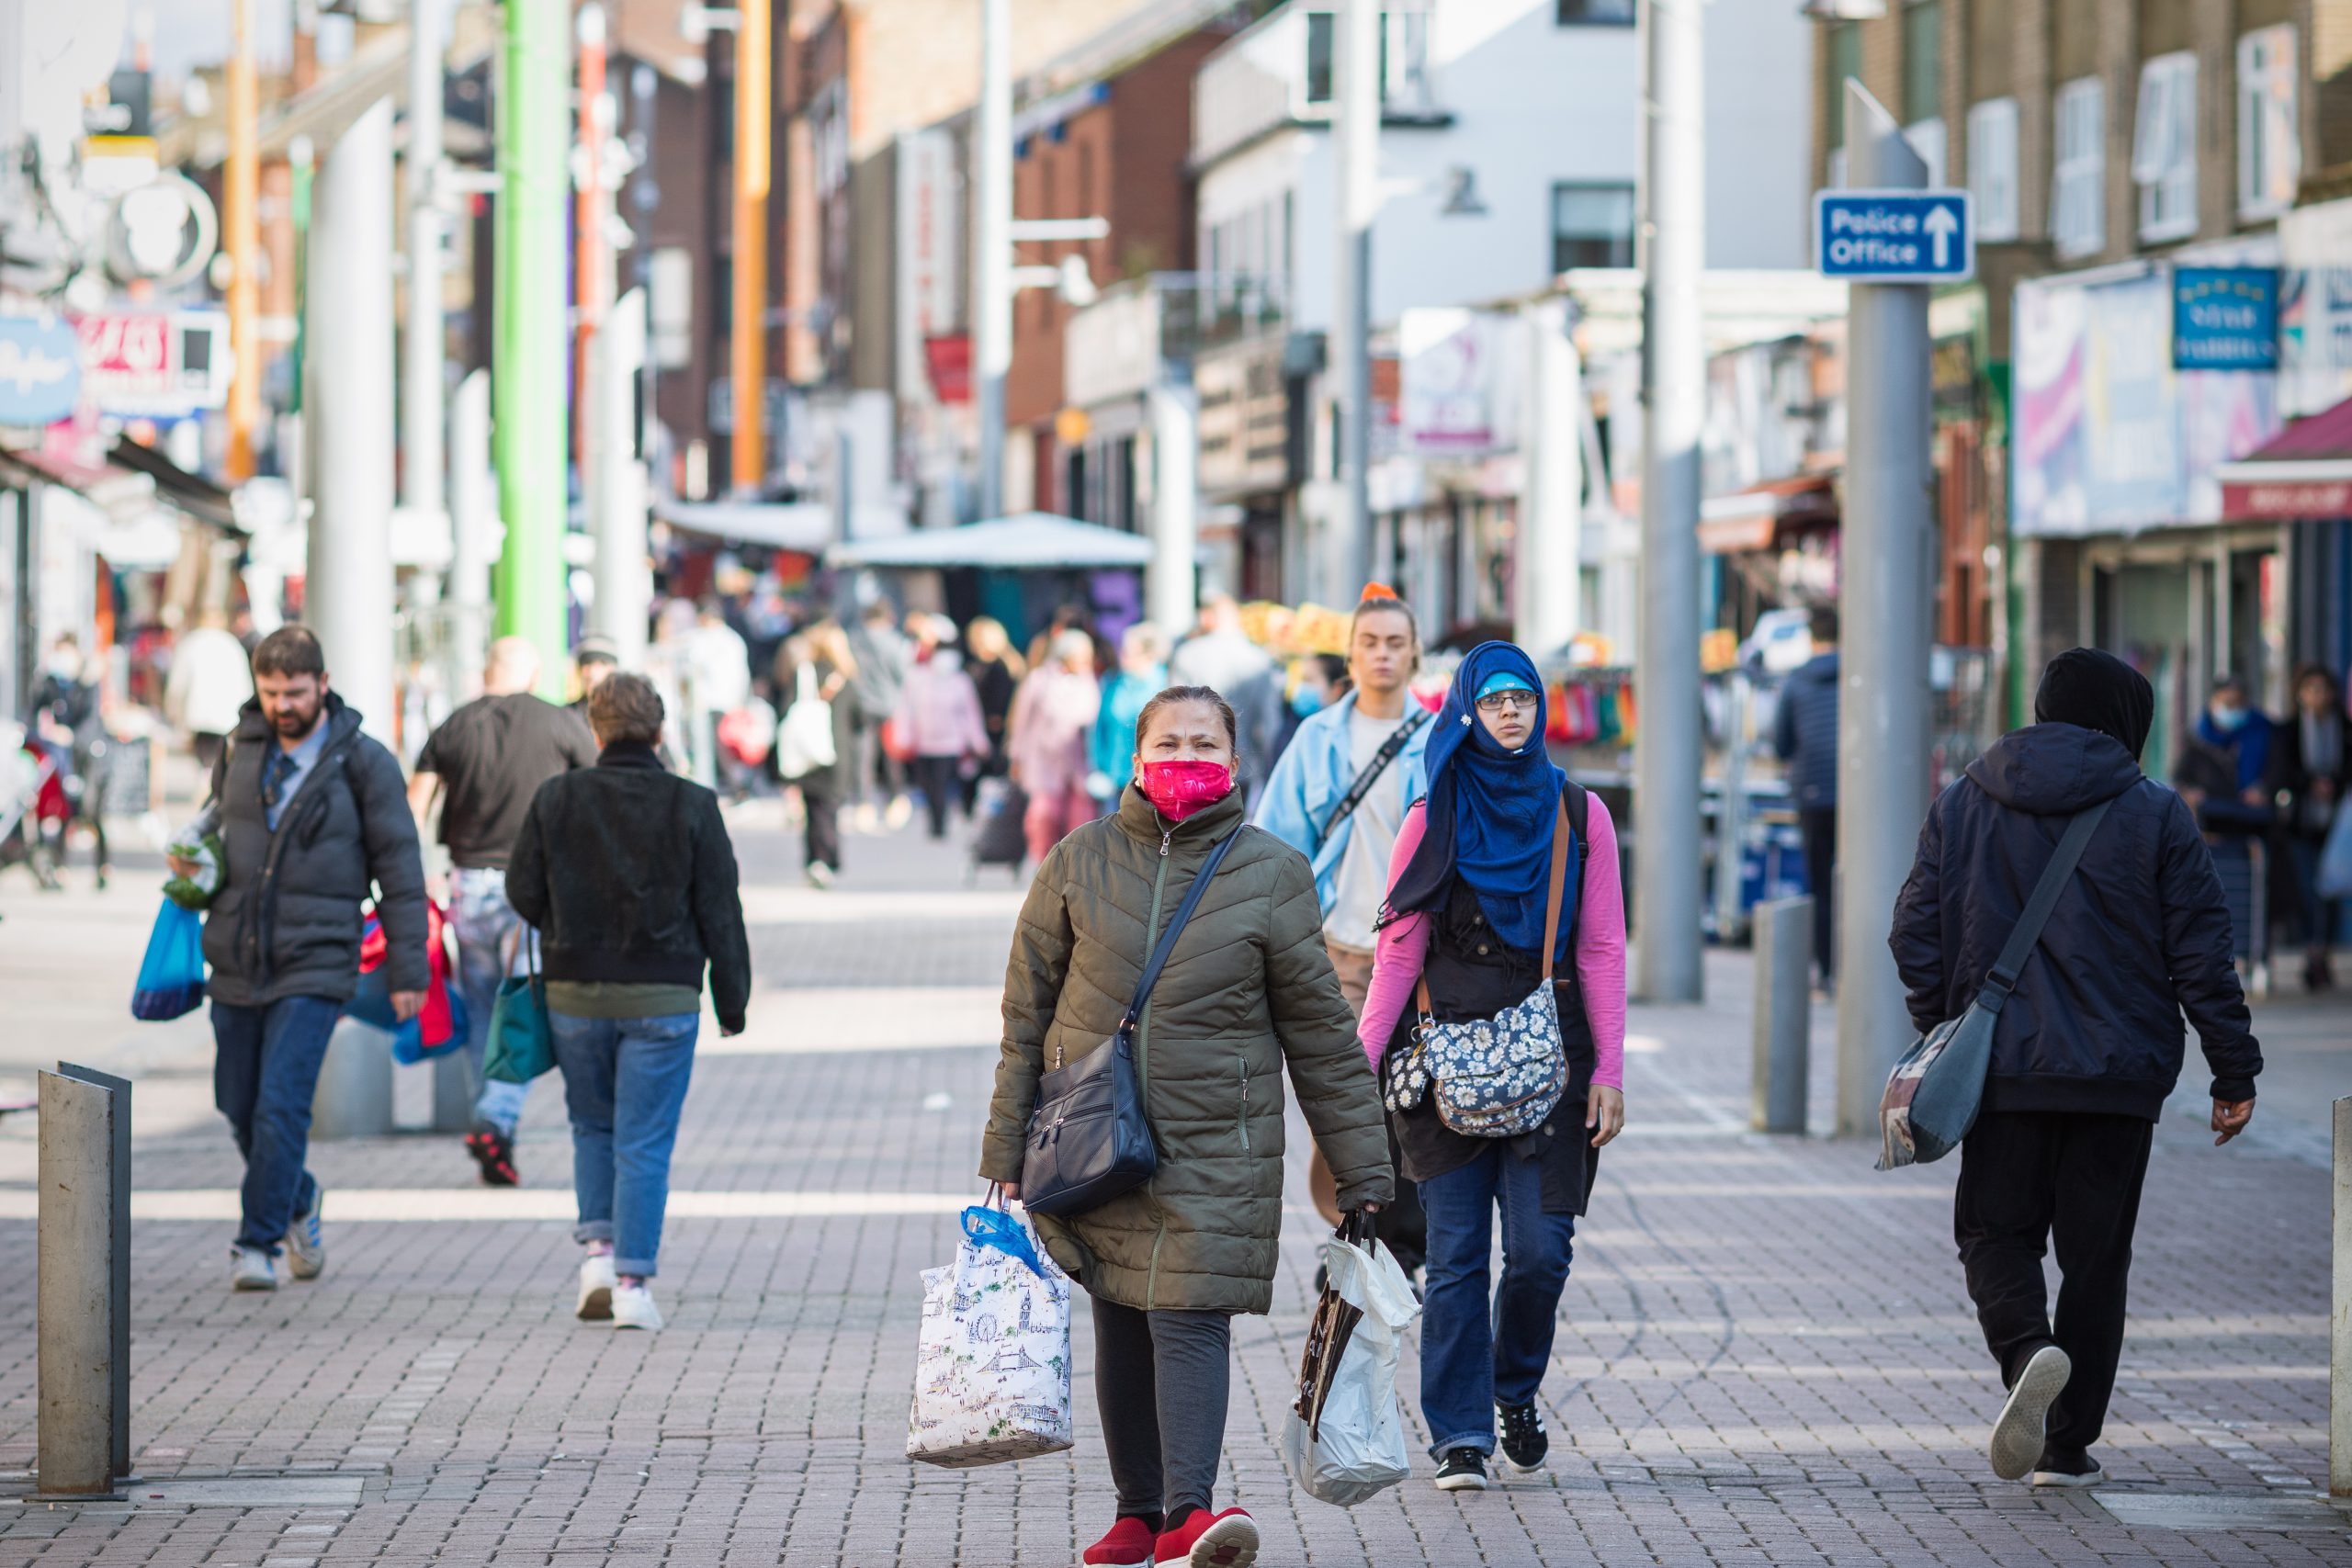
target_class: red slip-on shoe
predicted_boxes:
[1080,1517,1158,1567]
[1154,1508,1258,1568]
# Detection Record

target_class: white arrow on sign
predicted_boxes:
[1922,203,1959,269]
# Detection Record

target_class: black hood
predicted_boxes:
[1964,722,2144,816]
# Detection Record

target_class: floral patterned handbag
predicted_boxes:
[1384,796,1573,1138]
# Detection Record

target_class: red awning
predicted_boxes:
[2216,394,2352,519]
[1698,471,1839,554]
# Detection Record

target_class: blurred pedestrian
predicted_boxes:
[408,637,599,1186]
[775,622,858,887]
[1890,648,2261,1488]
[984,684,1392,1568]
[31,634,111,886]
[166,611,256,773]
[570,635,621,713]
[1358,641,1627,1493]
[1089,622,1168,806]
[504,672,751,1332]
[1009,629,1103,862]
[846,600,913,831]
[964,615,1024,794]
[2174,671,2276,823]
[1272,652,1349,764]
[2277,662,2350,989]
[1170,594,1282,803]
[1773,604,1840,988]
[168,626,428,1293]
[894,617,990,840]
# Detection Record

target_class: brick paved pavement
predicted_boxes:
[2,810,2346,1566]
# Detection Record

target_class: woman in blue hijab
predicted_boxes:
[1356,641,1628,1493]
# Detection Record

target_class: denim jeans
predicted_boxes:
[211,996,342,1253]
[1416,1144,1577,1457]
[450,866,533,1133]
[548,1010,698,1278]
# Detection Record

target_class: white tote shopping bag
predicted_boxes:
[1281,1226,1419,1506]
[778,662,839,780]
[907,1198,1074,1468]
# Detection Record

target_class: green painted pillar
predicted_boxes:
[493,0,571,691]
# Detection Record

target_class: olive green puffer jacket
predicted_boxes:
[981,784,1393,1314]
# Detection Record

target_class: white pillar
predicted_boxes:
[1148,380,1199,636]
[592,288,651,667]
[447,368,493,695]
[1834,80,1935,1136]
[307,96,398,742]
[973,0,1012,519]
[1633,0,1705,1003]
[1517,299,1581,659]
[402,0,446,543]
[1330,0,1379,601]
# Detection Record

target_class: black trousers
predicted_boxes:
[1798,806,1837,980]
[1953,1110,2154,1458]
[797,774,842,874]
[910,755,961,838]
[1091,1297,1231,1524]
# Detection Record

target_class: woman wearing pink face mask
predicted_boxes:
[983,684,1394,1568]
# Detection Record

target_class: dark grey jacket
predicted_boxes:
[1773,651,1839,809]
[203,694,429,1006]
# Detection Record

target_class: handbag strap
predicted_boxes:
[1978,799,2112,1013]
[1120,822,1247,1037]
[1414,793,1575,1017]
[1317,705,1430,848]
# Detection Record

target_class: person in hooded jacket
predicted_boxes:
[1890,648,2262,1491]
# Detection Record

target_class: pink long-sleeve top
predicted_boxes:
[1357,793,1627,1089]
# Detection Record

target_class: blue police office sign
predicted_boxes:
[0,315,82,426]
[2172,266,2278,370]
[1815,189,1973,282]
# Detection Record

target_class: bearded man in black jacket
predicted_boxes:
[1890,648,2261,1491]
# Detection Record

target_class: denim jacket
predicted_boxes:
[1252,691,1432,916]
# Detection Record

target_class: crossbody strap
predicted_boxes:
[1977,799,2112,1014]
[1318,705,1430,848]
[1414,793,1575,1017]
[1120,823,1247,1037]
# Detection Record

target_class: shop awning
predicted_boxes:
[1698,471,1839,554]
[2215,395,2352,519]
[826,512,1156,570]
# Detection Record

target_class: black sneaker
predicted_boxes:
[1497,1401,1549,1472]
[1433,1448,1488,1492]
[2028,1448,2106,1488]
[466,1122,518,1187]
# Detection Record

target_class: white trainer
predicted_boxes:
[577,1254,616,1321]
[231,1246,277,1292]
[1990,1345,2073,1481]
[284,1190,325,1280]
[612,1280,664,1331]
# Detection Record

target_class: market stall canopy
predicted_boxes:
[826,512,1157,570]
[655,496,837,554]
[1698,471,1839,554]
[2214,395,2352,520]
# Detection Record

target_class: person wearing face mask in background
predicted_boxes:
[1271,653,1350,765]
[2175,673,2277,827]
[984,683,1393,1568]
[1088,622,1169,807]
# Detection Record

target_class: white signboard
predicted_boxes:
[895,130,962,407]
[1399,308,1515,457]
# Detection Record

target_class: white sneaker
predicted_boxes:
[884,796,913,830]
[577,1254,616,1321]
[1990,1345,2073,1481]
[284,1190,325,1280]
[612,1280,663,1330]
[231,1246,277,1292]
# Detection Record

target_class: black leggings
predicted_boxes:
[1091,1297,1232,1524]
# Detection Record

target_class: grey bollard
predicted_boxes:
[431,1048,475,1132]
[2334,1097,2351,1498]
[54,1063,132,1482]
[311,1015,394,1140]
[1750,897,1812,1134]
[36,1070,125,1500]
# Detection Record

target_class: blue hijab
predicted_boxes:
[1385,642,1574,960]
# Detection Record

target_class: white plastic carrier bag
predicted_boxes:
[1280,1217,1419,1506]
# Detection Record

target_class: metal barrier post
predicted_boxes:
[1750,897,1811,1135]
[34,1070,125,1500]
[54,1063,132,1482]
[2334,1096,2350,1498]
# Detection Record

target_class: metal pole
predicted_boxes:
[403,0,447,542]
[593,289,651,667]
[974,0,1012,518]
[729,0,770,495]
[575,1,610,487]
[307,97,398,742]
[1749,899,1811,1134]
[1330,0,1378,601]
[1834,80,1934,1136]
[1148,379,1199,634]
[2335,1096,2351,1497]
[54,1063,130,1481]
[34,1070,120,1500]
[494,0,571,687]
[224,0,260,480]
[1517,298,1580,658]
[448,368,493,694]
[1633,0,1705,1003]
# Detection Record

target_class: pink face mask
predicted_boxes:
[1138,760,1235,820]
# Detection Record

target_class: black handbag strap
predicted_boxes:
[1120,823,1247,1036]
[1317,704,1430,847]
[1979,799,2111,1011]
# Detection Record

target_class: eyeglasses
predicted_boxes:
[1474,691,1539,716]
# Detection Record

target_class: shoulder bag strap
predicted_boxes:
[1120,823,1248,1037]
[1977,798,2113,1014]
[1318,705,1430,847]
[1535,795,1573,983]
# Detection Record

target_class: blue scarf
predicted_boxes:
[1385,642,1574,960]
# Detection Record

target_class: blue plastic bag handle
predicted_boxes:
[961,1189,1047,1279]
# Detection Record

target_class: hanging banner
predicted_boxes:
[2173,267,2279,370]
[0,316,84,425]
[1399,309,1515,456]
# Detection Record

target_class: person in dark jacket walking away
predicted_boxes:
[1772,605,1839,987]
[505,673,752,1332]
[1889,648,2261,1490]
[167,626,428,1293]
[2276,663,2351,989]
[408,637,599,1186]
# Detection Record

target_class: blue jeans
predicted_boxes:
[451,866,533,1133]
[211,996,341,1253]
[1417,1145,1578,1457]
[548,1010,698,1278]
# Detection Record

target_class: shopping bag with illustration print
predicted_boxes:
[907,1196,1073,1468]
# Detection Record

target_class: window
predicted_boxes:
[2051,75,2105,258]
[1902,1,1942,125]
[2132,51,2198,243]
[1905,117,1947,188]
[1968,97,2019,240]
[1306,12,1334,104]
[1551,182,1635,272]
[1825,21,1862,152]
[2238,24,2300,220]
[1557,0,1634,23]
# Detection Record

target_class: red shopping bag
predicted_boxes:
[352,900,463,1055]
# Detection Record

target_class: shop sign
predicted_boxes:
[1399,309,1513,456]
[2220,478,2352,520]
[2173,267,2279,370]
[0,316,83,425]
[74,310,231,416]
[894,130,962,405]
[923,334,972,405]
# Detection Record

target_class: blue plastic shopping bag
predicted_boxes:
[130,898,207,1021]
[2321,807,2352,900]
